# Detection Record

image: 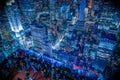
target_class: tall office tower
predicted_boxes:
[0,6,19,57]
[92,38,116,72]
[5,0,28,50]
[16,0,35,49]
[74,0,86,31]
[30,0,50,55]
[31,23,47,52]
[78,0,86,21]
[50,0,56,20]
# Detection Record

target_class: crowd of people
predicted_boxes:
[0,50,103,80]
[0,49,120,80]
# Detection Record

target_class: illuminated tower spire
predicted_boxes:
[78,0,86,21]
